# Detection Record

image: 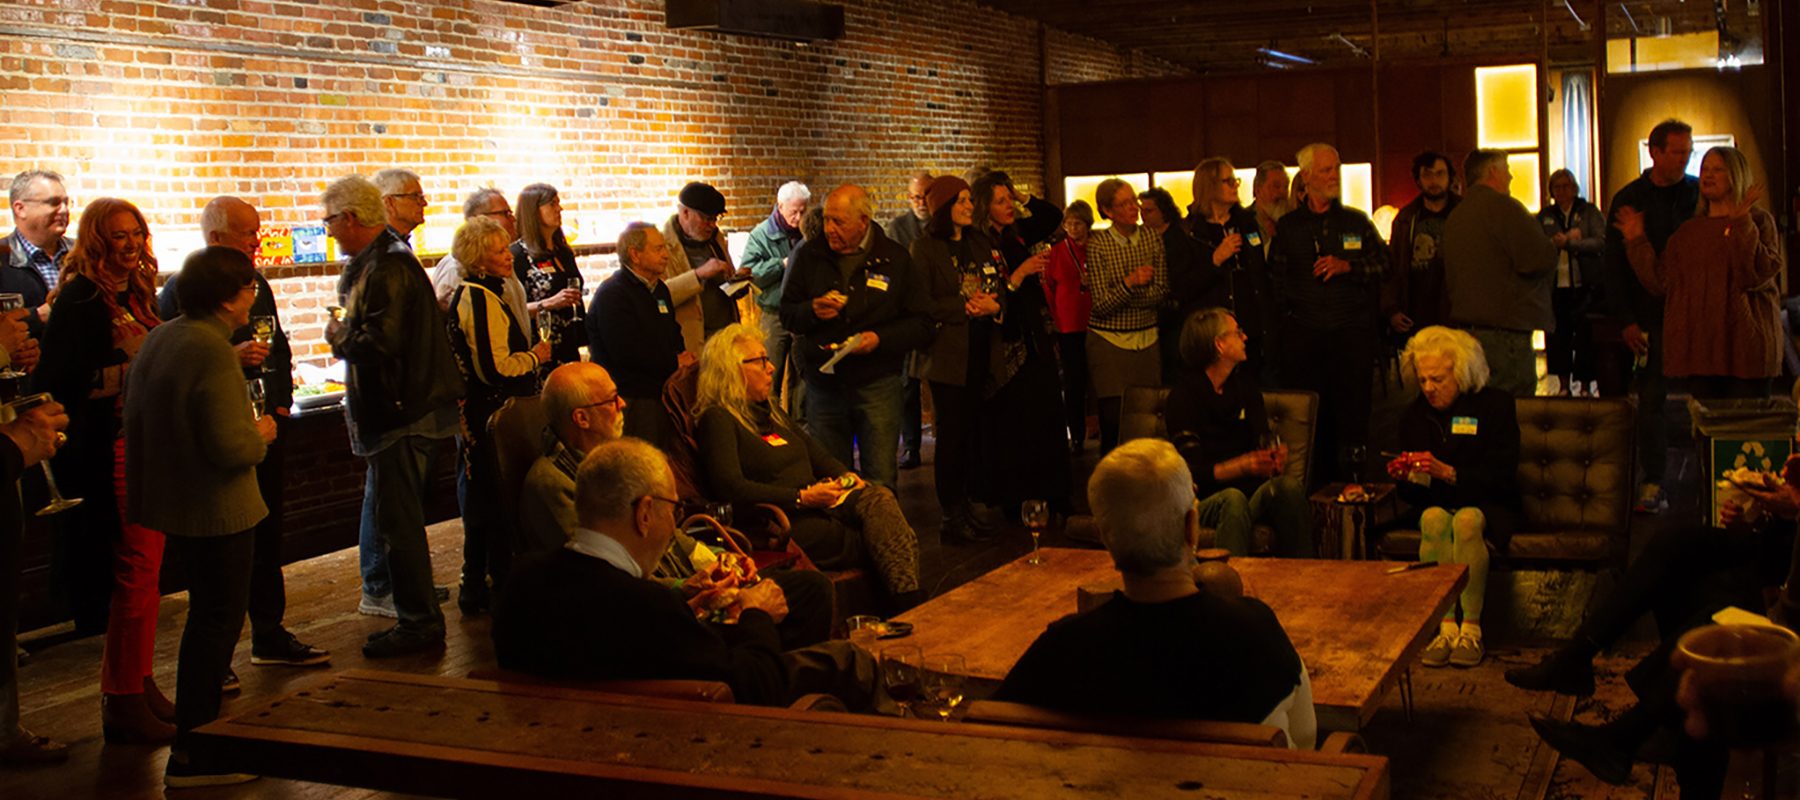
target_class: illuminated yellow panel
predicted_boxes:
[1151,171,1195,215]
[1507,153,1541,211]
[1341,162,1373,214]
[1636,30,1720,71]
[1476,64,1539,150]
[1605,39,1634,73]
[1371,205,1399,242]
[1064,174,1149,229]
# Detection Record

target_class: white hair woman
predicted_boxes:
[693,323,922,611]
[447,215,551,613]
[1618,145,1783,400]
[1389,326,1519,668]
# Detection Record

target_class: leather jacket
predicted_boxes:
[329,228,464,440]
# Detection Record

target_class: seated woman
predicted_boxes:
[1390,326,1520,668]
[694,323,923,611]
[1163,307,1308,557]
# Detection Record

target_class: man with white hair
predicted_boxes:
[1443,149,1559,396]
[431,187,530,323]
[741,181,811,420]
[778,185,932,488]
[156,196,328,676]
[1268,142,1388,482]
[994,438,1315,748]
[372,168,429,247]
[3,170,72,335]
[322,174,464,658]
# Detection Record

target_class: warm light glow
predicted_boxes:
[1507,153,1542,210]
[1371,205,1398,242]
[1064,174,1150,229]
[1476,64,1539,150]
[1151,171,1195,215]
[1608,30,1725,73]
[1341,162,1373,215]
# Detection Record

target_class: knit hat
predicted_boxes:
[925,176,970,218]
[678,182,726,217]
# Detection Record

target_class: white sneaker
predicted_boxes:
[1421,633,1453,667]
[357,593,397,618]
[1450,630,1484,667]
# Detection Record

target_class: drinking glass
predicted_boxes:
[1675,624,1800,748]
[1022,499,1048,565]
[7,393,81,515]
[565,275,585,320]
[0,293,28,400]
[247,378,266,420]
[707,502,733,529]
[536,309,556,346]
[845,615,882,653]
[880,645,923,718]
[249,315,276,374]
[922,655,967,721]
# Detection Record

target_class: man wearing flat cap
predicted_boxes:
[661,182,750,354]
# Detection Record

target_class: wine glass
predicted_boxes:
[246,378,266,420]
[536,309,556,346]
[922,655,966,722]
[565,275,585,320]
[249,315,276,374]
[7,393,81,515]
[707,502,733,529]
[880,645,923,718]
[1022,499,1048,566]
[0,293,29,400]
[845,615,883,654]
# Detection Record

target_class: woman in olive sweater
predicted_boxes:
[124,246,276,786]
[694,323,922,611]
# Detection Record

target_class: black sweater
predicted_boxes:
[1395,386,1521,515]
[492,548,790,706]
[587,268,683,398]
[778,228,932,387]
[1164,367,1270,498]
[697,404,846,510]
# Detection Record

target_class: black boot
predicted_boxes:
[1506,645,1597,695]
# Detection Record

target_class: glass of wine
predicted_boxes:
[7,392,81,515]
[0,293,29,399]
[249,315,276,374]
[536,309,556,346]
[922,654,967,722]
[246,378,266,420]
[565,275,585,320]
[1022,499,1048,566]
[879,644,923,718]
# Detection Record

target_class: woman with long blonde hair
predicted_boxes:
[35,197,171,743]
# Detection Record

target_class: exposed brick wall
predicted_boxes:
[1,0,1180,362]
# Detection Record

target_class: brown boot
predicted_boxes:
[101,693,176,745]
[143,676,177,724]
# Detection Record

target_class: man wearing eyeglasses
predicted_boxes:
[431,188,529,324]
[3,170,72,337]
[886,172,933,469]
[661,182,749,354]
[372,168,430,248]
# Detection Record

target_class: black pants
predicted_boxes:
[1056,332,1088,447]
[1278,321,1374,485]
[246,415,289,648]
[457,422,511,594]
[927,381,977,518]
[1546,287,1595,385]
[766,568,832,651]
[900,375,921,457]
[170,530,255,751]
[1635,325,1668,484]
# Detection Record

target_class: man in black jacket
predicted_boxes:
[778,185,932,488]
[588,222,692,449]
[0,331,66,765]
[323,175,465,659]
[3,170,71,338]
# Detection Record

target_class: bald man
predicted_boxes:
[777,185,932,488]
[156,196,327,674]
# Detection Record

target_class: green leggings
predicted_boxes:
[1418,506,1489,623]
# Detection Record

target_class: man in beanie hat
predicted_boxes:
[662,182,748,353]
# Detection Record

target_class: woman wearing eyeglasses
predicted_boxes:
[448,216,551,614]
[513,183,586,370]
[1187,157,1273,381]
[694,323,922,612]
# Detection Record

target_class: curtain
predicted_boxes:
[1561,71,1594,199]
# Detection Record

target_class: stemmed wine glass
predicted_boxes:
[536,309,557,347]
[0,293,29,399]
[8,392,81,515]
[879,645,923,718]
[1022,499,1048,566]
[564,275,584,321]
[922,654,966,722]
[249,315,276,374]
[246,378,266,420]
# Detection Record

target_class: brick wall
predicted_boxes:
[1,0,1180,362]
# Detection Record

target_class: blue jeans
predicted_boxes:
[357,435,445,631]
[1196,476,1311,557]
[802,372,903,488]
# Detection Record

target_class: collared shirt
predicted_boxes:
[565,527,642,578]
[14,233,67,290]
[1085,223,1167,345]
[628,266,662,292]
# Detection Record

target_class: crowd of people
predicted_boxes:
[0,112,1791,799]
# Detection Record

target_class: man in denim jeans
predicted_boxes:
[778,186,932,488]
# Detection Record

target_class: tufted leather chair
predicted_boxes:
[1113,386,1319,552]
[1376,397,1635,566]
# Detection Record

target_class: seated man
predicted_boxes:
[1163,308,1310,557]
[516,363,830,649]
[993,438,1316,748]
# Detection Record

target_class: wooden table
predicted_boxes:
[1308,482,1402,560]
[192,669,1391,799]
[893,549,1466,731]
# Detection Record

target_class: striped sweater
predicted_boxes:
[1085,224,1168,333]
[449,275,539,392]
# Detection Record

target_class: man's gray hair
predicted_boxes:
[462,187,506,219]
[1400,325,1491,394]
[1254,161,1288,191]
[371,168,421,196]
[828,185,874,222]
[1463,150,1508,185]
[616,221,657,270]
[1088,438,1196,577]
[1296,143,1337,174]
[574,438,673,526]
[320,175,386,227]
[776,181,811,206]
[9,170,64,205]
[198,195,243,239]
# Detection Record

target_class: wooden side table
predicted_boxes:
[1308,482,1401,560]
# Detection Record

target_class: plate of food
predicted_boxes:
[1724,466,1784,492]
[1335,483,1372,504]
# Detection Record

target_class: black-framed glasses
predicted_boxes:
[480,209,516,219]
[386,192,426,203]
[642,494,682,516]
[740,355,772,366]
[1221,176,1242,187]
[582,393,624,411]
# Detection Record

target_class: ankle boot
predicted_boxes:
[143,676,177,724]
[102,693,177,745]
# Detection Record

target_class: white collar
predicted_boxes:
[565,527,642,578]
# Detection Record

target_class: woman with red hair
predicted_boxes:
[35,197,169,743]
